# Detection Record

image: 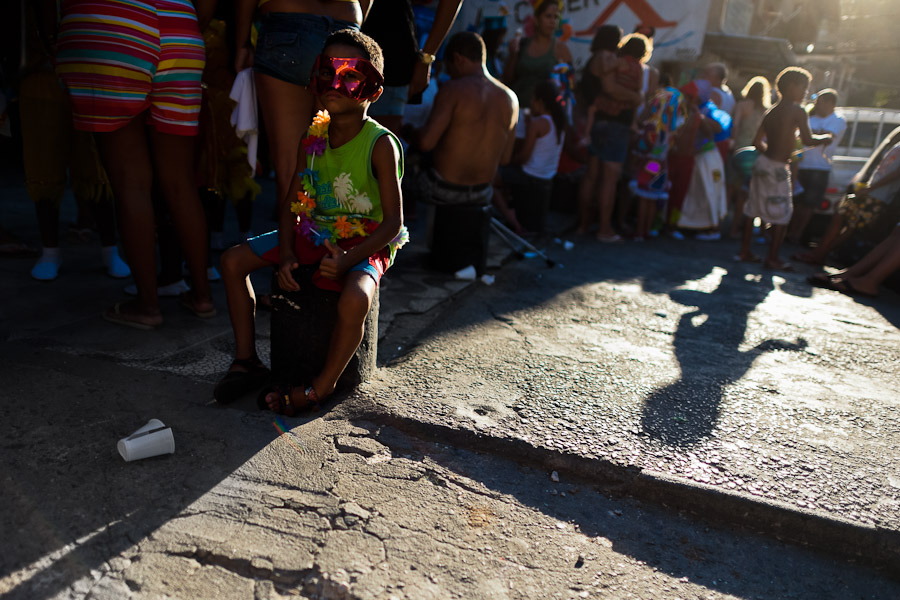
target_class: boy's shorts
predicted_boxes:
[838,193,884,232]
[248,230,390,292]
[744,153,793,225]
[56,0,205,136]
[254,13,358,86]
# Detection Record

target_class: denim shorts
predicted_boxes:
[254,13,358,86]
[369,85,409,117]
[588,119,632,164]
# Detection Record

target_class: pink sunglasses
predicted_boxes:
[310,55,384,100]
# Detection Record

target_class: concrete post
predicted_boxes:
[269,266,379,393]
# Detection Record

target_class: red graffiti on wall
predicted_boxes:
[574,0,678,37]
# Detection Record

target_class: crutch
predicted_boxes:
[490,217,556,268]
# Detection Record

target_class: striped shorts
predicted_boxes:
[56,0,205,136]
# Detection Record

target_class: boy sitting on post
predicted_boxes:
[738,66,832,270]
[213,30,406,414]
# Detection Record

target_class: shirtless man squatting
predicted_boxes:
[416,32,519,213]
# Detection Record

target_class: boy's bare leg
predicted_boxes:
[737,216,760,262]
[264,271,375,411]
[764,224,792,270]
[221,244,271,364]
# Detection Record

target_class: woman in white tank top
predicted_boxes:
[494,80,567,235]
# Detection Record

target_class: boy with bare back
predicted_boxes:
[738,67,832,270]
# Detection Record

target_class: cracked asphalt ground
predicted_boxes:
[1,352,898,600]
[371,240,900,538]
[2,172,899,597]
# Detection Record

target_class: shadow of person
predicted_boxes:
[641,270,808,447]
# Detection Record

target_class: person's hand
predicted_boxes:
[276,252,300,291]
[235,44,254,73]
[320,240,350,280]
[409,60,431,98]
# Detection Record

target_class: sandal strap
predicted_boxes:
[305,386,321,411]
[231,356,263,370]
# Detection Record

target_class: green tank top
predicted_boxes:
[303,117,407,260]
[512,38,557,107]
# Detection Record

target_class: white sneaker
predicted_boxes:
[31,260,59,281]
[106,251,131,278]
[124,279,190,297]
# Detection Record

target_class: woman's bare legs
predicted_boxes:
[255,73,317,213]
[597,160,623,239]
[576,156,601,234]
[149,128,213,312]
[97,117,162,326]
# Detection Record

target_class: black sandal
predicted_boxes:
[256,383,321,416]
[213,356,271,405]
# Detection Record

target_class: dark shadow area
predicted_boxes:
[640,271,808,446]
[0,351,293,600]
[365,421,900,597]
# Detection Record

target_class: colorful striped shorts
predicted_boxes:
[56,0,205,136]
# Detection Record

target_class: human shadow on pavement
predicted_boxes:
[640,269,808,447]
[0,351,282,600]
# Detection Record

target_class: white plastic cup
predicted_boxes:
[117,419,175,462]
[454,265,477,281]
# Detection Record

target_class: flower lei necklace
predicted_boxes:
[290,110,376,245]
[290,110,409,253]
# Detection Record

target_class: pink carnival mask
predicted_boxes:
[310,55,383,100]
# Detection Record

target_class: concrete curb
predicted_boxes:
[340,396,900,579]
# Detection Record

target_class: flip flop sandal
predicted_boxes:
[214,357,271,404]
[829,279,877,299]
[257,383,321,416]
[178,292,217,318]
[102,302,161,331]
[806,273,834,289]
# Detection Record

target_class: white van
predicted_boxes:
[821,107,900,212]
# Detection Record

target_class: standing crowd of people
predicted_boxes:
[3,0,899,414]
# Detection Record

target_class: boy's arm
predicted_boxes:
[417,83,456,152]
[320,136,403,279]
[797,106,832,146]
[752,119,767,154]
